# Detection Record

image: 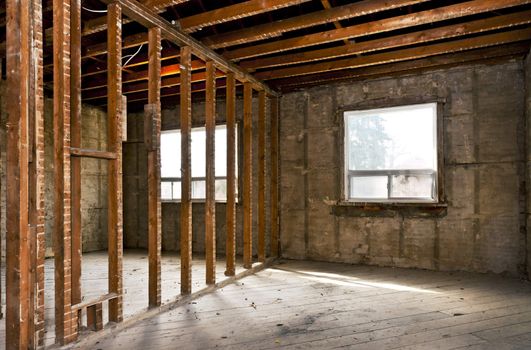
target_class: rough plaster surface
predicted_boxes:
[280,59,528,276]
[123,97,271,256]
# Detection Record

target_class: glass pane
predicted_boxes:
[215,179,227,201]
[350,176,388,199]
[172,181,182,200]
[192,180,206,199]
[390,174,434,199]
[161,181,172,200]
[345,103,437,171]
[161,131,181,177]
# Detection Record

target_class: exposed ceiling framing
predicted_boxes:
[0,0,530,109]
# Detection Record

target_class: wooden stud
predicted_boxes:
[257,90,266,262]
[180,45,193,295]
[205,60,216,285]
[70,0,82,313]
[53,0,74,343]
[270,96,279,257]
[86,303,103,331]
[224,0,530,61]
[107,2,124,323]
[225,72,236,276]
[147,27,162,307]
[6,0,31,346]
[243,82,253,269]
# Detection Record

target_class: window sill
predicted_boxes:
[330,201,447,218]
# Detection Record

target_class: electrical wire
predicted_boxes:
[82,6,107,13]
[123,44,144,67]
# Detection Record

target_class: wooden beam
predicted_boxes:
[269,96,279,257]
[101,0,278,96]
[70,148,117,160]
[107,2,124,323]
[225,72,236,277]
[82,0,190,36]
[180,46,193,295]
[202,0,426,49]
[272,42,531,90]
[320,0,349,45]
[71,0,82,316]
[240,10,531,70]
[6,0,31,346]
[53,0,74,343]
[257,91,266,262]
[148,27,162,308]
[179,0,310,33]
[243,82,253,269]
[224,0,531,61]
[255,28,531,80]
[205,60,216,285]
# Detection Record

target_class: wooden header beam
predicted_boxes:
[100,0,278,96]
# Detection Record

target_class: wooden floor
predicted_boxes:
[70,259,531,350]
[0,249,249,348]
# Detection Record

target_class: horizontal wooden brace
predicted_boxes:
[71,293,119,311]
[70,147,117,160]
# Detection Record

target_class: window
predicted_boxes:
[344,102,438,203]
[161,125,236,201]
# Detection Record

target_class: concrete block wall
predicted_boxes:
[280,59,528,276]
[123,96,272,257]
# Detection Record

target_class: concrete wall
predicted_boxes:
[280,59,528,276]
[123,97,271,256]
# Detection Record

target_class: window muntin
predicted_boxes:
[161,125,236,201]
[344,103,438,203]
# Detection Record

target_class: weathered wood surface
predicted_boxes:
[205,60,216,285]
[72,259,531,350]
[269,97,279,257]
[225,72,236,276]
[257,90,266,262]
[243,82,253,269]
[147,27,162,308]
[180,46,193,295]
[107,2,124,324]
[0,250,252,347]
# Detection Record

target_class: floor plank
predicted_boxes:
[67,259,531,350]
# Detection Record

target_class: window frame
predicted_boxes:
[339,98,445,205]
[160,122,238,203]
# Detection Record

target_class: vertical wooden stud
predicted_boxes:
[205,61,216,285]
[70,0,82,311]
[87,303,103,331]
[107,2,123,323]
[29,0,45,345]
[53,0,74,343]
[257,90,266,262]
[180,46,193,295]
[270,96,280,257]
[243,82,253,269]
[147,27,162,308]
[6,0,32,346]
[225,73,236,276]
